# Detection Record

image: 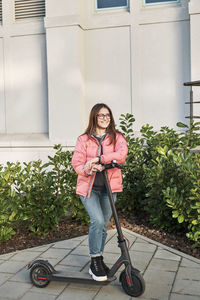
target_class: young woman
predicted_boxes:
[72,103,128,282]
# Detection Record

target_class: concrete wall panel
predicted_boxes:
[7,34,48,133]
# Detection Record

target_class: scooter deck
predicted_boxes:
[51,270,116,285]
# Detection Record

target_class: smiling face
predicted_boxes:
[96,107,111,131]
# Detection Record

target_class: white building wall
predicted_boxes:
[0,0,199,163]
[138,20,190,129]
[0,1,48,135]
[0,37,5,133]
[8,34,48,133]
[84,26,132,129]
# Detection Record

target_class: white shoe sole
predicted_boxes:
[89,268,107,281]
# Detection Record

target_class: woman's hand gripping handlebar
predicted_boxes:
[102,160,123,170]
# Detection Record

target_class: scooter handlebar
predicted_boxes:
[102,160,123,170]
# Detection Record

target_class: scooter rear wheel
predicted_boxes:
[120,268,145,297]
[30,263,51,288]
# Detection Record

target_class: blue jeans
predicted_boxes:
[80,190,117,257]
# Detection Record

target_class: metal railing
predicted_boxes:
[184,80,200,122]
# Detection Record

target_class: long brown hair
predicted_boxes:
[84,103,118,144]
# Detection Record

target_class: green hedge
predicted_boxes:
[117,114,200,247]
[0,145,88,241]
[0,115,200,247]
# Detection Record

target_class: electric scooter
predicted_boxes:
[28,161,145,297]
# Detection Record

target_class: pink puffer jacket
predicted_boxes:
[72,132,128,198]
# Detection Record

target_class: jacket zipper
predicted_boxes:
[85,138,102,198]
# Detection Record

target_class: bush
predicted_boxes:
[118,114,200,246]
[163,150,200,246]
[117,114,146,214]
[0,162,21,241]
[0,145,88,241]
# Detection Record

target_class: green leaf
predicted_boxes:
[178,215,185,223]
[176,122,189,128]
[191,220,198,225]
[172,210,179,218]
[9,211,17,221]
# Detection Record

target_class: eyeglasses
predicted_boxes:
[97,113,111,120]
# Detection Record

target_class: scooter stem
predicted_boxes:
[102,170,124,242]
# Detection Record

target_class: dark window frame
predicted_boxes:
[145,0,179,4]
[96,0,129,10]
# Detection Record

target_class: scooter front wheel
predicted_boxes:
[30,263,51,288]
[120,268,145,297]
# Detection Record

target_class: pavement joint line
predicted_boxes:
[122,228,200,264]
[53,240,84,267]
[169,255,183,298]
[139,242,158,276]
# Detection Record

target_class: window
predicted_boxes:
[96,0,128,9]
[15,0,45,20]
[145,0,178,4]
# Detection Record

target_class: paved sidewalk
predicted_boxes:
[0,228,199,300]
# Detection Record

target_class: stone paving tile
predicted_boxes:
[0,252,17,260]
[129,251,154,273]
[94,284,131,300]
[20,291,57,300]
[9,251,40,262]
[154,249,181,261]
[180,258,200,268]
[144,268,176,285]
[70,235,88,241]
[135,237,149,244]
[106,229,117,239]
[102,252,123,265]
[68,282,101,291]
[0,273,12,286]
[59,254,90,267]
[72,235,88,245]
[109,233,136,247]
[176,266,200,281]
[70,245,89,256]
[25,245,52,253]
[10,267,31,284]
[148,258,179,272]
[80,238,89,246]
[142,282,172,300]
[30,281,67,296]
[104,243,121,254]
[0,281,31,300]
[36,257,61,267]
[130,242,157,253]
[170,294,200,300]
[0,260,26,274]
[38,248,70,260]
[52,239,82,250]
[172,279,200,296]
[57,286,98,300]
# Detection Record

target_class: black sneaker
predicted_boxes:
[89,256,107,281]
[100,256,110,275]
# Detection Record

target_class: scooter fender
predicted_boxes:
[27,259,56,274]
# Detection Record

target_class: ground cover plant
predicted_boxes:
[0,114,199,257]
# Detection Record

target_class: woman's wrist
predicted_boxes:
[97,156,101,164]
